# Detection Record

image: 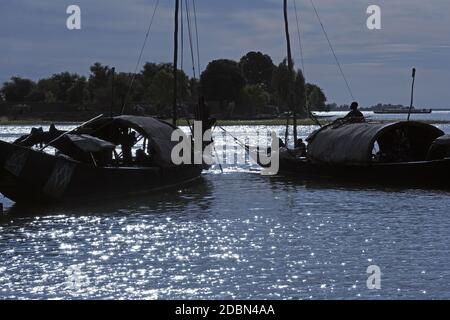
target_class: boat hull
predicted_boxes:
[0,141,203,203]
[276,156,450,189]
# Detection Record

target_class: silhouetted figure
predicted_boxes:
[344,102,365,121]
[49,124,58,134]
[294,138,307,158]
[135,148,155,165]
[392,129,411,162]
[380,129,412,163]
[120,130,136,165]
[135,148,147,165]
[14,127,44,146]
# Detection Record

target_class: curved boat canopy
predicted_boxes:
[89,115,187,167]
[306,121,444,165]
[115,116,181,166]
[66,134,116,153]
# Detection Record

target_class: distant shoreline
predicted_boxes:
[0,118,328,126]
[1,117,450,127]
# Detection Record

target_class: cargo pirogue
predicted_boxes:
[248,0,450,188]
[253,119,450,188]
[0,0,214,203]
[0,115,212,203]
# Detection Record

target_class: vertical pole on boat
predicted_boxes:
[283,0,298,145]
[407,68,416,121]
[110,67,115,118]
[173,0,180,126]
[284,117,289,146]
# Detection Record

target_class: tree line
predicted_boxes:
[0,51,328,117]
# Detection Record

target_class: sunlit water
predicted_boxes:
[1,113,450,299]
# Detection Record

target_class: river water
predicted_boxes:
[1,112,450,299]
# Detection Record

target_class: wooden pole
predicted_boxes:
[407,68,416,121]
[283,0,297,145]
[173,0,180,126]
[40,114,104,151]
[110,67,115,117]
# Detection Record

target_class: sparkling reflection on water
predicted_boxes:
[1,119,450,299]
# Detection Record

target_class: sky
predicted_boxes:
[1,0,450,107]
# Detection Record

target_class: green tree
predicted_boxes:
[29,73,85,103]
[294,69,307,117]
[272,59,306,113]
[26,87,46,102]
[34,78,58,103]
[239,84,270,116]
[1,77,35,102]
[239,51,274,90]
[306,84,327,111]
[88,62,111,104]
[200,59,245,107]
[271,59,290,109]
[148,68,174,116]
[49,72,82,102]
[141,62,162,88]
[67,76,88,104]
[139,63,189,105]
[145,67,188,115]
[188,78,200,105]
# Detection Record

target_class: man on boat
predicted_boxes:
[294,138,307,158]
[344,102,365,121]
[119,130,136,165]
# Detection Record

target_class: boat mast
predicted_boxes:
[283,0,298,145]
[407,68,416,121]
[173,0,180,126]
[110,67,115,117]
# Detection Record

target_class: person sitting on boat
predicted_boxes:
[119,130,137,165]
[344,102,365,122]
[135,148,151,165]
[379,129,412,163]
[392,129,412,162]
[293,138,307,158]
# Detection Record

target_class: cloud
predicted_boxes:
[0,0,449,107]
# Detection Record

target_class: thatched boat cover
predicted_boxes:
[306,121,444,165]
[114,115,186,167]
[67,134,116,153]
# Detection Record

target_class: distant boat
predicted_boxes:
[373,107,432,114]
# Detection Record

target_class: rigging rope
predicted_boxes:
[309,0,355,101]
[185,0,197,79]
[180,0,184,73]
[192,0,201,74]
[293,0,306,78]
[293,0,322,127]
[120,0,160,115]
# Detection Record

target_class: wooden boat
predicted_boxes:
[374,108,432,114]
[0,0,216,204]
[0,115,213,203]
[251,119,450,188]
[245,1,450,188]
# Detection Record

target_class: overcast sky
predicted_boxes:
[1,0,450,107]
